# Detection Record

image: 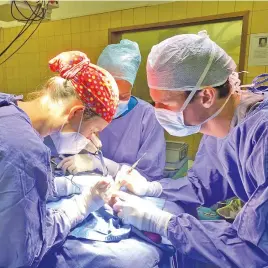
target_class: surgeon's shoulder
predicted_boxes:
[250,105,268,138]
[0,107,49,161]
[236,103,268,143]
[136,98,157,117]
[249,101,268,124]
[137,98,163,128]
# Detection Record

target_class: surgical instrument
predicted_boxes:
[127,152,147,174]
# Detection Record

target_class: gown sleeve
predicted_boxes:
[164,118,268,267]
[0,149,72,267]
[160,135,235,207]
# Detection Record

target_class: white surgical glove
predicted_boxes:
[53,175,114,197]
[54,176,81,197]
[115,165,163,197]
[57,154,94,175]
[60,179,112,228]
[113,192,173,237]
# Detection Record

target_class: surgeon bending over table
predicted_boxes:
[0,51,119,267]
[56,39,166,182]
[113,31,268,268]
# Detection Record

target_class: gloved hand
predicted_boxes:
[60,178,112,228]
[115,165,163,197]
[54,176,81,197]
[54,175,114,197]
[57,154,94,175]
[113,192,173,237]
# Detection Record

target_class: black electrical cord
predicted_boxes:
[0,0,48,65]
[0,19,43,65]
[5,1,45,45]
[0,11,35,57]
[11,2,42,39]
[12,1,29,21]
[25,1,45,21]
[0,3,39,57]
[11,0,44,22]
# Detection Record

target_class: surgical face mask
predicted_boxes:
[113,100,129,119]
[50,131,91,155]
[155,91,233,137]
[50,110,89,155]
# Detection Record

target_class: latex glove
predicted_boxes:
[54,176,81,197]
[115,165,162,197]
[60,178,111,228]
[57,154,94,175]
[53,175,114,197]
[113,192,173,237]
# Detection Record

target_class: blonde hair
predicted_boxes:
[27,76,99,120]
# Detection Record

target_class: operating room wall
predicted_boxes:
[0,1,268,159]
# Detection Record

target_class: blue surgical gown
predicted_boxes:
[99,97,166,181]
[160,98,268,267]
[0,93,73,268]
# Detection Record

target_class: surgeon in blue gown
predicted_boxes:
[113,31,268,268]
[0,51,119,268]
[57,39,166,182]
[41,41,185,268]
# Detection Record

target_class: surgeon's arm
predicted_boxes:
[116,149,268,268]
[166,122,268,267]
[0,158,106,267]
[159,136,235,207]
[115,137,234,209]
[0,162,73,267]
[159,167,234,208]
[167,212,268,267]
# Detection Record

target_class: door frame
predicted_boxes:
[109,11,249,82]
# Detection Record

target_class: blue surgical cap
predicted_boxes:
[97,39,141,86]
